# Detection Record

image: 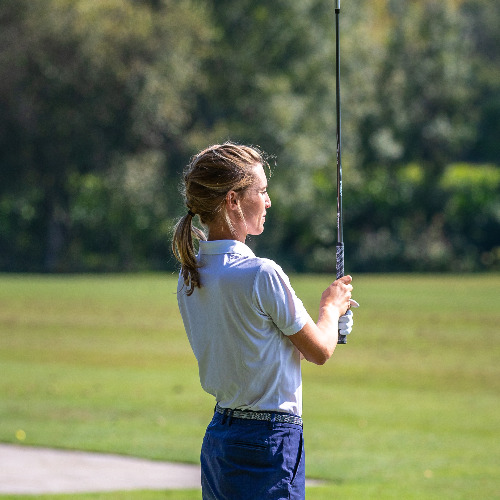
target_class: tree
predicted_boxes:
[0,0,212,270]
[362,0,476,173]
[0,0,497,273]
[460,0,500,163]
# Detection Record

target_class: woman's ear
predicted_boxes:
[226,190,240,212]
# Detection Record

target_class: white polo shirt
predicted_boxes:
[177,240,310,416]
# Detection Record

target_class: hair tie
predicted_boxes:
[187,210,195,217]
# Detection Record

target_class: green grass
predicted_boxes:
[0,273,499,499]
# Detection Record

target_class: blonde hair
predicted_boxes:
[172,142,267,295]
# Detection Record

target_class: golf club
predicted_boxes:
[335,0,347,344]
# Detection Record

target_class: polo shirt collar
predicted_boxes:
[199,239,255,257]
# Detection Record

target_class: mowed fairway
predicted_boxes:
[0,273,498,499]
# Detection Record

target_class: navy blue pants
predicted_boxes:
[201,410,305,500]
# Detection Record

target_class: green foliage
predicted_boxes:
[363,0,475,170]
[0,273,499,499]
[441,164,500,269]
[0,0,212,271]
[342,163,500,273]
[461,0,500,163]
[0,0,498,273]
[66,152,172,271]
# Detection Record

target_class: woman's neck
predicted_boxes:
[207,225,245,242]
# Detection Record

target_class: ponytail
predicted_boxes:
[172,211,206,296]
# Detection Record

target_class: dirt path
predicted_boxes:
[0,444,201,494]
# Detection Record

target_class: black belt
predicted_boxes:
[215,404,303,427]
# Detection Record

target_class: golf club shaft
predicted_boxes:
[335,0,346,344]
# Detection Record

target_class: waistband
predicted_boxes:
[215,404,303,427]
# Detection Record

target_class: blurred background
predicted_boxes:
[1,0,498,275]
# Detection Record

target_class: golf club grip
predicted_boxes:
[336,243,347,344]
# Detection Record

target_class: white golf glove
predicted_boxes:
[338,299,359,335]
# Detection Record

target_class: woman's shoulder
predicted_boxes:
[243,256,289,283]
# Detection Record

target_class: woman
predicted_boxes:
[172,142,356,499]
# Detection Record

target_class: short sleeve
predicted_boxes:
[253,260,310,336]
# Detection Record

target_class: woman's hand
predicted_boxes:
[288,275,355,365]
[319,275,353,320]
